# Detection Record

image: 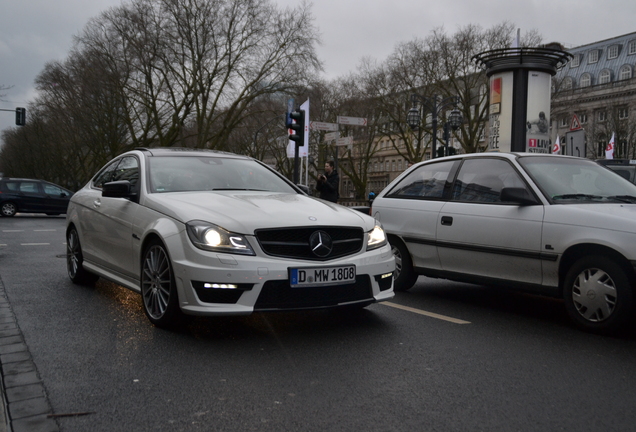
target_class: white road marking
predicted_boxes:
[21,243,51,246]
[382,301,471,324]
[2,230,24,232]
[34,229,57,232]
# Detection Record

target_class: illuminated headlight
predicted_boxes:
[186,221,255,255]
[367,223,387,250]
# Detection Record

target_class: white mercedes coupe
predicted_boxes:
[66,148,394,328]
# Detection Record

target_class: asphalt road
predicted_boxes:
[1,215,636,431]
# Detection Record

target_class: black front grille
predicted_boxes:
[255,226,364,261]
[254,275,373,310]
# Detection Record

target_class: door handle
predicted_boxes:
[93,199,101,208]
[441,216,453,226]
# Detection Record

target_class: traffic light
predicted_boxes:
[288,109,305,146]
[15,107,26,126]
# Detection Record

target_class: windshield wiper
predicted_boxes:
[607,195,636,203]
[210,188,271,192]
[552,194,604,201]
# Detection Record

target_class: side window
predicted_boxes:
[93,160,120,189]
[452,158,526,203]
[43,184,65,196]
[112,156,139,188]
[4,182,19,192]
[19,182,40,194]
[385,160,456,199]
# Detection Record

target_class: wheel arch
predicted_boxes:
[140,232,166,264]
[559,243,636,294]
[386,233,408,250]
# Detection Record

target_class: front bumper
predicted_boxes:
[167,231,395,315]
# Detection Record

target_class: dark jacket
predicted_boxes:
[316,170,339,203]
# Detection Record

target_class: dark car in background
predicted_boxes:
[596,159,636,184]
[0,178,73,217]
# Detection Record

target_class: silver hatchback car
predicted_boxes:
[372,152,636,333]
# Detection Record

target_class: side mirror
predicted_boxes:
[297,184,310,194]
[500,187,539,206]
[103,180,134,198]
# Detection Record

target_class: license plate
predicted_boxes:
[289,265,356,287]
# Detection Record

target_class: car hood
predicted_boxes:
[143,191,374,234]
[545,203,636,232]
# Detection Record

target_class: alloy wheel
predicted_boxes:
[67,229,81,279]
[142,244,172,320]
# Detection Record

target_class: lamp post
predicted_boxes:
[442,107,463,157]
[407,94,460,159]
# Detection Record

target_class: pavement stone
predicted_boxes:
[0,277,59,432]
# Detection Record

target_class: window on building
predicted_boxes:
[570,55,580,67]
[580,113,588,124]
[599,69,612,84]
[598,111,607,122]
[629,40,636,55]
[560,118,568,127]
[619,108,629,119]
[580,73,592,87]
[588,50,599,63]
[619,65,633,80]
[608,45,620,59]
[563,77,573,90]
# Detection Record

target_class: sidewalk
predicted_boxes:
[0,277,58,432]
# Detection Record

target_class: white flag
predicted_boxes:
[605,132,615,160]
[552,135,561,154]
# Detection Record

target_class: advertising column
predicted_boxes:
[473,47,572,154]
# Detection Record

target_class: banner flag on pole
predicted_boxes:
[605,132,615,159]
[552,135,561,154]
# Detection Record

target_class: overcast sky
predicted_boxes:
[2,0,636,133]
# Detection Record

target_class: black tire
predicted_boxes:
[66,227,99,285]
[1,202,17,217]
[389,237,418,292]
[141,239,183,328]
[563,255,634,333]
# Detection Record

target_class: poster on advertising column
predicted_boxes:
[488,72,513,152]
[525,71,551,153]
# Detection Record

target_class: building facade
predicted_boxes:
[551,32,636,159]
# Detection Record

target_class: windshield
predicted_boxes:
[147,156,298,194]
[519,156,636,203]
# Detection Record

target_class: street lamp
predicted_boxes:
[407,93,460,159]
[442,107,463,157]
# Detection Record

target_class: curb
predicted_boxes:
[0,277,58,432]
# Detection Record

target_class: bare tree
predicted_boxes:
[355,23,542,162]
[2,0,321,188]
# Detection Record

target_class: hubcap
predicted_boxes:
[142,245,172,320]
[2,203,16,216]
[572,268,617,322]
